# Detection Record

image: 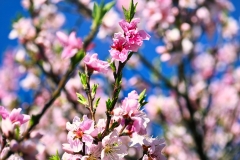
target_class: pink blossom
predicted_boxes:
[83,53,109,73]
[9,108,30,125]
[91,119,106,137]
[113,91,150,135]
[62,139,83,153]
[110,18,150,62]
[142,138,166,160]
[0,107,30,137]
[165,28,181,42]
[0,147,10,160]
[109,33,129,62]
[65,115,94,152]
[217,43,237,64]
[1,119,14,137]
[193,53,215,79]
[145,95,181,122]
[82,143,102,160]
[119,18,140,32]
[142,0,174,31]
[38,4,65,29]
[9,18,36,41]
[62,152,82,160]
[120,90,139,112]
[101,130,127,160]
[196,7,211,23]
[56,31,83,59]
[0,106,9,119]
[119,18,150,52]
[0,107,30,125]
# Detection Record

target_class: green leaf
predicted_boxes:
[106,99,112,110]
[49,151,60,160]
[76,92,88,105]
[122,6,129,21]
[138,89,148,108]
[92,2,102,28]
[138,89,146,102]
[103,1,115,15]
[79,72,88,89]
[92,2,98,19]
[94,97,101,110]
[129,0,138,21]
[92,0,116,28]
[91,84,99,98]
[122,0,137,22]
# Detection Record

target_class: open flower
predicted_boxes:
[64,115,94,152]
[109,18,150,62]
[83,53,109,73]
[9,18,36,41]
[56,31,83,59]
[119,18,150,52]
[101,130,127,160]
[62,152,82,160]
[113,91,150,135]
[82,143,102,160]
[0,106,30,137]
[109,33,129,62]
[62,138,83,153]
[0,106,30,125]
[142,138,166,160]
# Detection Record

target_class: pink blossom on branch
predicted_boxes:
[109,33,129,62]
[83,53,109,73]
[101,130,127,160]
[109,18,150,62]
[56,31,83,59]
[0,106,30,125]
[81,143,102,160]
[113,90,150,135]
[142,138,166,160]
[63,115,95,153]
[0,106,30,137]
[119,18,151,52]
[9,18,36,41]
[0,106,9,119]
[62,152,82,160]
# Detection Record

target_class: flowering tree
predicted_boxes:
[0,0,239,159]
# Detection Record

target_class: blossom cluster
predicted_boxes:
[0,0,239,159]
[61,91,165,160]
[110,18,150,62]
